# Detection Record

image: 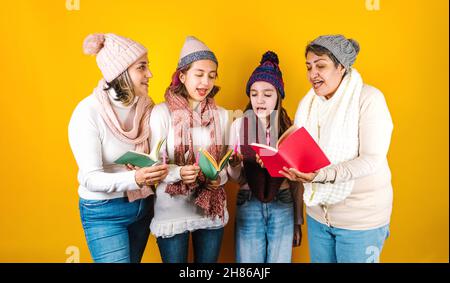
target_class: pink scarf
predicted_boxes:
[164,88,226,220]
[94,79,154,202]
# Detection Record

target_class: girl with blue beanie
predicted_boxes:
[227,51,304,263]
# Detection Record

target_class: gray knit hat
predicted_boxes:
[311,35,360,70]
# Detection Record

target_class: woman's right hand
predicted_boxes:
[229,152,243,167]
[255,154,265,168]
[135,164,169,187]
[180,165,201,184]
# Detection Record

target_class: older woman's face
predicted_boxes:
[306,52,345,99]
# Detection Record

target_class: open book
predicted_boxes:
[198,148,234,180]
[114,138,166,168]
[250,126,330,177]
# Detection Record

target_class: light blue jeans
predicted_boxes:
[156,228,224,263]
[235,189,294,263]
[79,197,153,263]
[307,214,390,263]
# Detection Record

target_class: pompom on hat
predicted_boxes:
[246,51,285,99]
[83,33,147,82]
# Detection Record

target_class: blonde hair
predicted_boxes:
[104,70,135,106]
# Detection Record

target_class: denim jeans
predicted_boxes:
[306,214,390,263]
[79,196,153,263]
[235,189,294,263]
[156,227,224,263]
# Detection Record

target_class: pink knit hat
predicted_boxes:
[177,36,217,69]
[83,33,147,82]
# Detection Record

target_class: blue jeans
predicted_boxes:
[307,214,390,263]
[79,197,153,263]
[235,189,294,263]
[156,228,224,263]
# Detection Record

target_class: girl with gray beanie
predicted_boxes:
[279,35,394,263]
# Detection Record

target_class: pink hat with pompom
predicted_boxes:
[83,33,147,82]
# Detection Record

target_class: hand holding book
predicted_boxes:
[250,126,330,178]
[114,138,169,186]
[228,151,243,167]
[180,164,201,184]
[134,164,169,187]
[278,167,318,183]
[206,176,221,190]
[255,154,265,168]
[229,135,243,167]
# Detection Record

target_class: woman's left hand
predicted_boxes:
[278,167,318,183]
[207,176,221,190]
[293,224,302,247]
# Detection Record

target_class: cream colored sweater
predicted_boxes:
[294,84,394,230]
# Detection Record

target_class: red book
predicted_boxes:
[250,126,330,177]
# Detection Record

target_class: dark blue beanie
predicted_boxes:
[246,51,285,99]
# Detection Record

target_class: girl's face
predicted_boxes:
[250,81,278,119]
[306,52,345,100]
[179,59,218,102]
[128,54,153,97]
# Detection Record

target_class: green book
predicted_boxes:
[198,148,234,180]
[114,138,166,168]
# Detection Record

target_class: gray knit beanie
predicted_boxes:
[311,35,360,70]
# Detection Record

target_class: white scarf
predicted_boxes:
[294,68,363,206]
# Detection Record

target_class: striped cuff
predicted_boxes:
[177,50,218,69]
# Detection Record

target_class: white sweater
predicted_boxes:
[294,84,394,230]
[149,102,231,238]
[68,90,144,200]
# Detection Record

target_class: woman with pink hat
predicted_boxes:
[68,33,168,263]
[148,36,230,263]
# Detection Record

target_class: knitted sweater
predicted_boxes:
[149,102,231,238]
[68,89,144,200]
[294,84,394,230]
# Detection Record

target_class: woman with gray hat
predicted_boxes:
[278,35,394,263]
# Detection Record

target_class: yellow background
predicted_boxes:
[0,0,448,263]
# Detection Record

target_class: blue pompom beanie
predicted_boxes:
[246,51,285,99]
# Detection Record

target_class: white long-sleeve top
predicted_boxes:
[149,102,231,238]
[68,89,144,200]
